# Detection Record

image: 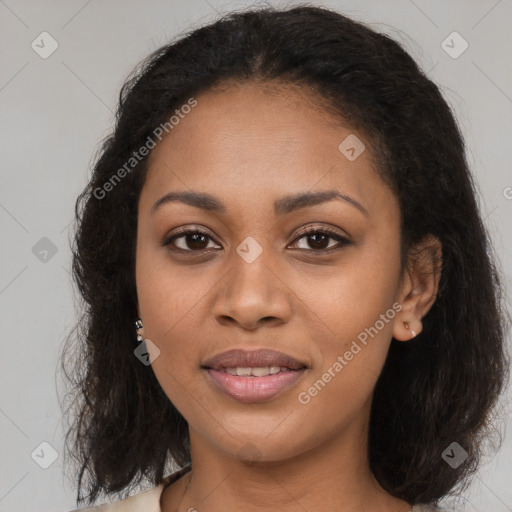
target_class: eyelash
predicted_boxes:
[161,225,351,254]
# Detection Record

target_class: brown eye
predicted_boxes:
[290,227,351,252]
[162,229,221,252]
[161,226,351,255]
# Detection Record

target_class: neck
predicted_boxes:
[162,400,411,512]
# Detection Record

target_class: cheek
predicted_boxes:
[136,239,209,339]
[293,297,396,442]
[135,243,202,391]
[290,240,401,405]
[292,241,401,348]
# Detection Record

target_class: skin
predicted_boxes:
[135,81,442,512]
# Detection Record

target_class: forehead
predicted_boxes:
[141,82,391,218]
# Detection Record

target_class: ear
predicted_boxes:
[393,234,442,341]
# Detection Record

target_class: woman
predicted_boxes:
[62,5,509,512]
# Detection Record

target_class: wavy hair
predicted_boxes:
[59,4,510,507]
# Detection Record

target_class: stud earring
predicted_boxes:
[403,321,417,338]
[135,318,144,344]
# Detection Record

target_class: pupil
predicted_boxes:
[309,234,328,249]
[188,233,208,250]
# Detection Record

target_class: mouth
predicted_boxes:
[217,366,300,376]
[201,348,308,403]
[202,348,307,371]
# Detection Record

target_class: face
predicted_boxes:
[135,82,407,462]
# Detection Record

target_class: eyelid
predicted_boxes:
[291,224,351,242]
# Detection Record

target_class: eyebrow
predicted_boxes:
[151,189,369,217]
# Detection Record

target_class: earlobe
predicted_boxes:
[393,319,420,341]
[403,321,417,338]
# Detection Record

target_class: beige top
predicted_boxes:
[70,467,443,512]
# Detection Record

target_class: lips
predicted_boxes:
[201,348,308,403]
[201,348,307,371]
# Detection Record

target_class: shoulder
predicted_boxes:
[68,483,163,512]
[412,505,448,511]
[68,467,191,512]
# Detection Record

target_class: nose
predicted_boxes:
[211,252,293,331]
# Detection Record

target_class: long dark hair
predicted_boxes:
[59,4,510,507]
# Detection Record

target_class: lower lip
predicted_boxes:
[205,368,306,403]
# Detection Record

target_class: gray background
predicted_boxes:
[1,0,511,511]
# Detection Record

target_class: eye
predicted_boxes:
[289,226,351,252]
[161,225,351,254]
[161,227,221,253]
